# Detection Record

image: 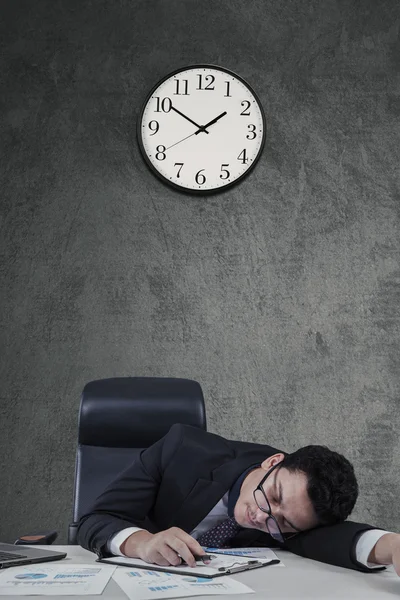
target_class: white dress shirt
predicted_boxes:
[107,492,388,569]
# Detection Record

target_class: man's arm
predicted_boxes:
[284,520,388,572]
[108,528,144,556]
[355,530,392,568]
[76,423,207,566]
[77,424,185,557]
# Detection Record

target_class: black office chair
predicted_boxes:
[16,377,206,546]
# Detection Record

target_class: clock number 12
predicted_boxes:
[197,74,215,90]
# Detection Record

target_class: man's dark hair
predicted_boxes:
[283,445,358,525]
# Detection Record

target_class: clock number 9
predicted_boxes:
[148,121,159,136]
[195,169,206,185]
[246,125,256,140]
[155,145,167,160]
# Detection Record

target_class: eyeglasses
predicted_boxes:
[253,462,298,543]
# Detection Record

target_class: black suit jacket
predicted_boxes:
[77,424,383,572]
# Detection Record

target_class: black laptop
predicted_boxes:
[0,543,66,569]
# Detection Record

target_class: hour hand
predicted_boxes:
[195,111,227,135]
[171,105,209,134]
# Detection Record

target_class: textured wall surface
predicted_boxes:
[1,0,399,543]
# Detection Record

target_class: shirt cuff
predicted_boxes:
[107,527,144,556]
[355,529,392,568]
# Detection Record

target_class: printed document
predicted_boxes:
[113,567,254,600]
[0,564,116,595]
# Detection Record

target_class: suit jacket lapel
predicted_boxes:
[171,478,227,533]
[169,447,270,534]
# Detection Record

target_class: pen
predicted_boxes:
[179,554,213,565]
[193,554,213,563]
[217,558,280,572]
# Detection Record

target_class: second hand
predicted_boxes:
[166,132,197,150]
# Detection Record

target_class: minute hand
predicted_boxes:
[171,105,208,133]
[195,111,227,135]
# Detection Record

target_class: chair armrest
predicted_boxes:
[68,522,79,545]
[15,531,58,545]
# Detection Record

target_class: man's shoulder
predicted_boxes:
[164,424,284,456]
[161,425,285,483]
[165,423,231,447]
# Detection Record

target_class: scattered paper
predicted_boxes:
[113,568,254,600]
[0,564,116,595]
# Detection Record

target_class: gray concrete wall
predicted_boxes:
[1,0,399,543]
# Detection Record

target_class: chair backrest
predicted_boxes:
[69,377,206,544]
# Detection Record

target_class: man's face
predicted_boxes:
[234,454,319,535]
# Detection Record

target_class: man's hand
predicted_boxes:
[120,528,206,568]
[368,533,400,575]
[393,538,400,576]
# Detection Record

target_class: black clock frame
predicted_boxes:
[136,64,266,195]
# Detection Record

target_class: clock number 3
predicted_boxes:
[246,125,257,140]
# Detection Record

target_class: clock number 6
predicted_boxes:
[195,169,206,185]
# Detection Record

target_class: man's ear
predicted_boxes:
[260,453,285,471]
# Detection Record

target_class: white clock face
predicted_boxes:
[137,65,265,193]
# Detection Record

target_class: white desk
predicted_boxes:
[2,545,399,599]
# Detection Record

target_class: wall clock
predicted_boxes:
[137,64,266,194]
